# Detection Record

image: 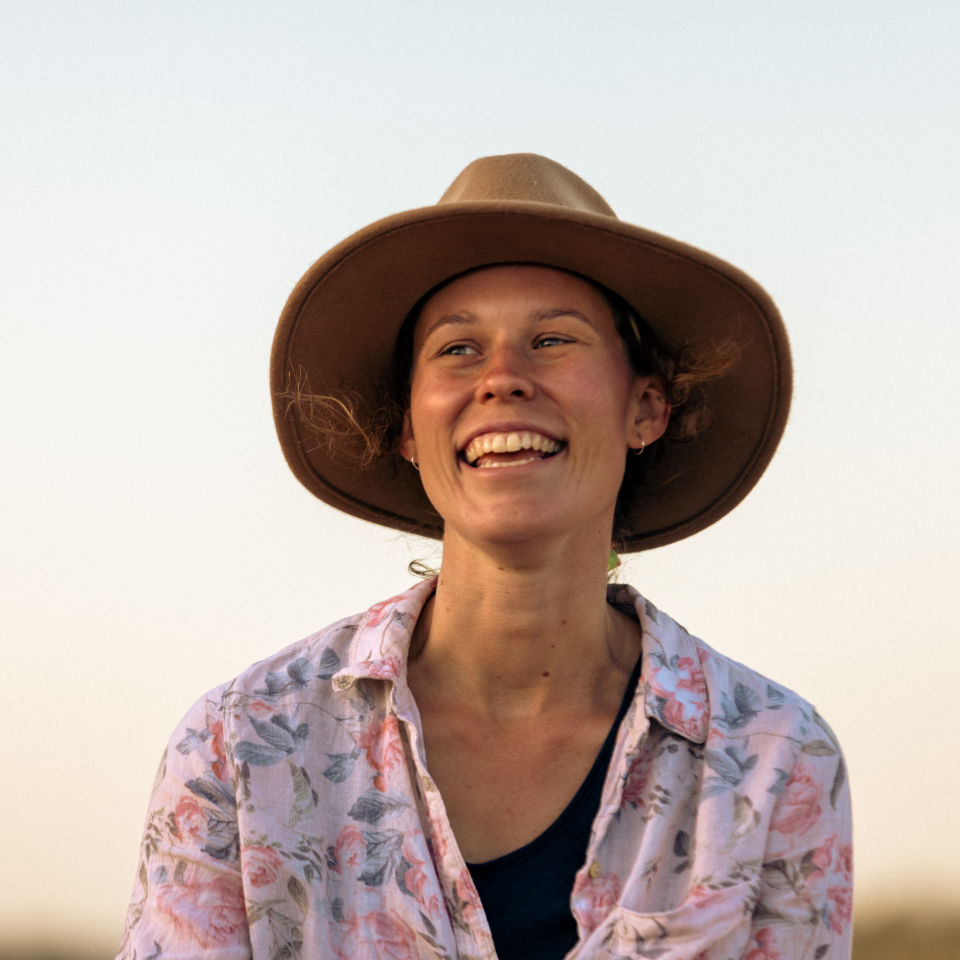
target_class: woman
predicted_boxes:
[117,154,852,959]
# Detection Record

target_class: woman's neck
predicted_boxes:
[407,528,639,722]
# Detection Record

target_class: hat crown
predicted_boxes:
[438,153,618,218]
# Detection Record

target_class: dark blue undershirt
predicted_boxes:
[466,656,642,960]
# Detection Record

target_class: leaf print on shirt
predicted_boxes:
[234,713,309,767]
[358,829,405,886]
[765,684,786,711]
[324,749,362,783]
[348,789,410,825]
[758,859,814,911]
[255,656,313,698]
[318,645,342,679]
[248,898,304,960]
[176,726,210,755]
[184,776,239,861]
[261,832,327,886]
[702,744,759,798]
[713,682,763,730]
[288,761,319,827]
[176,716,228,782]
[760,836,848,935]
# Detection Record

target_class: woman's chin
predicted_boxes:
[443,503,610,557]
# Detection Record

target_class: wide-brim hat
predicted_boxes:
[270,153,791,551]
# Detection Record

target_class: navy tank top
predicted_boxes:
[466,656,641,959]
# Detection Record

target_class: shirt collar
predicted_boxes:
[610,583,711,744]
[332,579,711,745]
[331,578,436,691]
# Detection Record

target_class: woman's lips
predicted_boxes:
[462,431,565,468]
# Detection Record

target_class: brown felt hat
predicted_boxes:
[270,153,791,551]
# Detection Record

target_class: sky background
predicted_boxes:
[2,1,958,954]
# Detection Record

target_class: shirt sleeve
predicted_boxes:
[116,685,251,960]
[748,710,853,960]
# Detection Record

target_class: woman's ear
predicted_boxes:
[400,409,417,464]
[629,376,670,452]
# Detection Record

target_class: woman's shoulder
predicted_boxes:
[227,608,367,702]
[615,582,840,751]
[181,579,433,720]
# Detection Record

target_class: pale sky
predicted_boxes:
[2,1,958,953]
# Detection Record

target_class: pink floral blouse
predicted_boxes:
[117,580,852,959]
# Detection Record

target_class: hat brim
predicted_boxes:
[270,200,791,551]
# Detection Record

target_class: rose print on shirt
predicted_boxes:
[744,927,781,960]
[357,713,406,792]
[174,795,207,843]
[328,907,421,960]
[332,824,367,875]
[398,836,444,922]
[156,872,247,949]
[361,655,404,681]
[770,761,823,838]
[826,883,853,934]
[571,870,621,933]
[363,592,412,628]
[241,844,284,888]
[620,749,652,811]
[800,833,853,935]
[646,653,709,740]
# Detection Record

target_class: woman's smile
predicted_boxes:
[461,429,565,468]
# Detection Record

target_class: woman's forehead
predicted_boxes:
[416,264,614,330]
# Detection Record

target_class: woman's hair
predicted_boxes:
[281,269,736,541]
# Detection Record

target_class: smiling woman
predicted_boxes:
[116,155,851,960]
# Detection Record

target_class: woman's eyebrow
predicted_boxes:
[536,307,597,326]
[421,306,596,342]
[420,313,474,341]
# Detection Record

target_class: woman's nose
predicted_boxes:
[476,343,535,401]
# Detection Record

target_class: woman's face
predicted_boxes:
[401,265,666,550]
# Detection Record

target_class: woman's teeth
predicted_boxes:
[463,431,562,466]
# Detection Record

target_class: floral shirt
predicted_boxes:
[117,580,852,960]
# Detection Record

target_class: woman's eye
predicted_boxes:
[439,342,478,356]
[535,335,572,348]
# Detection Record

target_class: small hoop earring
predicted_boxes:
[410,457,420,471]
[631,438,645,457]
